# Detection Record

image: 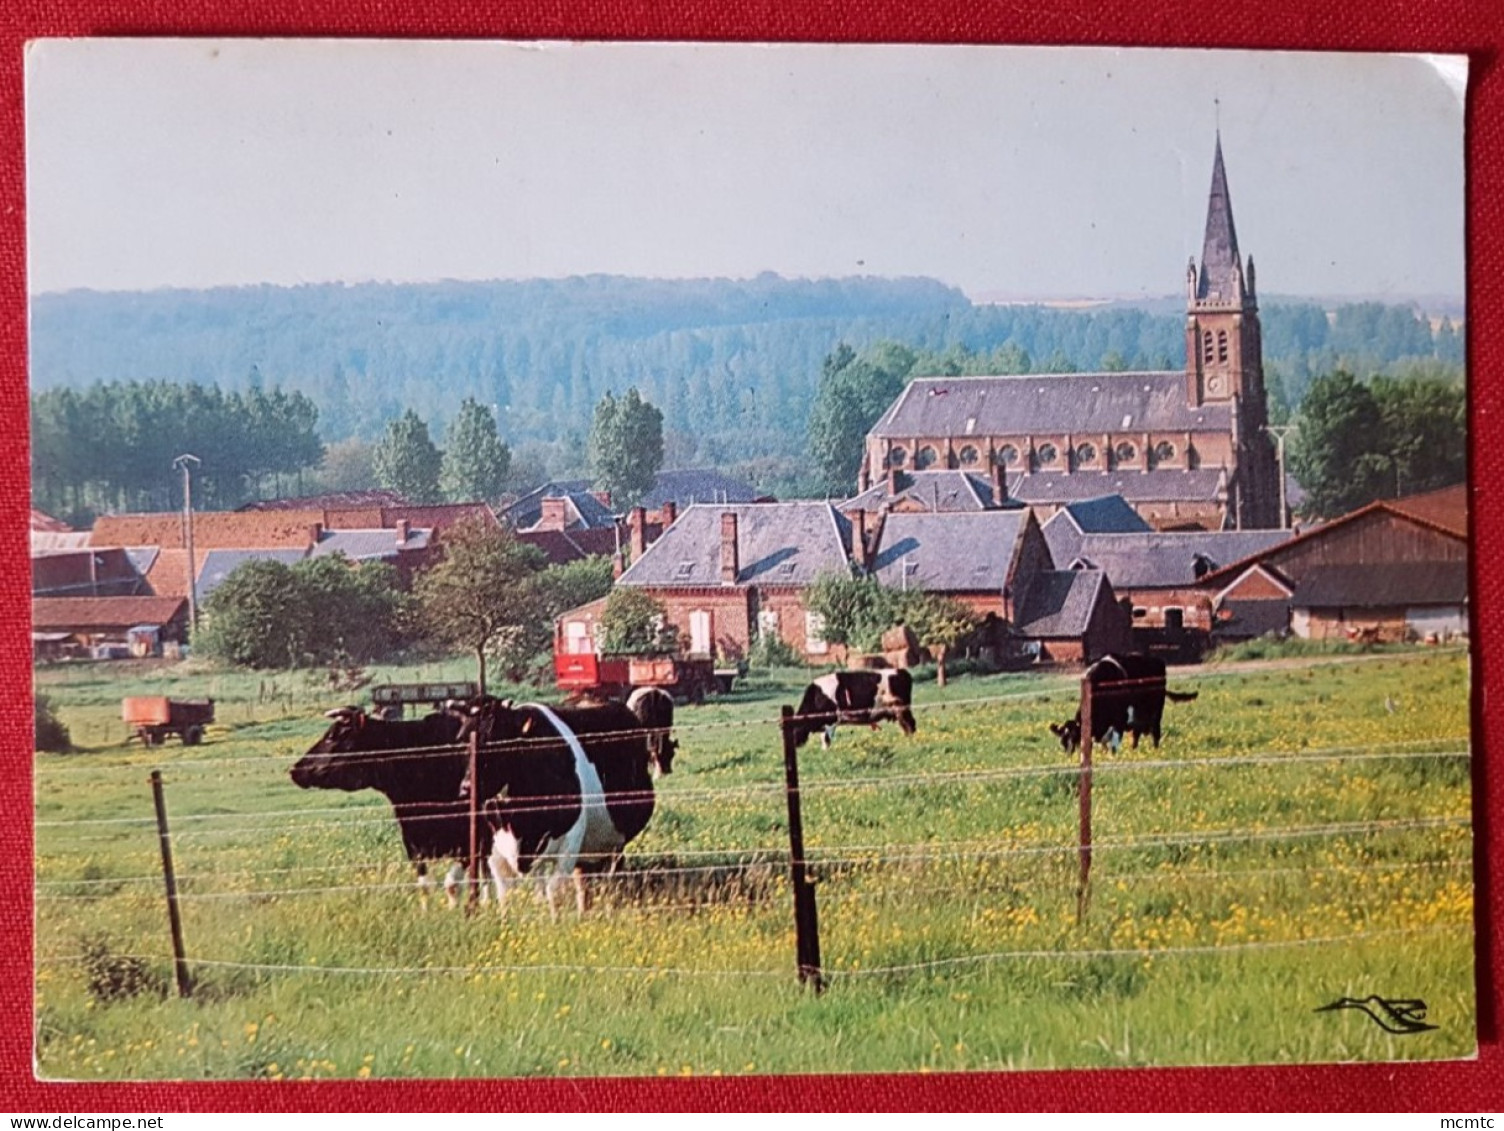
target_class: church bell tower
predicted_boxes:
[1185,134,1281,528]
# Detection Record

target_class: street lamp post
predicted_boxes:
[173,454,202,633]
[1263,425,1296,530]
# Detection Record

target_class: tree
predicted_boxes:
[1371,374,1466,498]
[374,410,443,504]
[894,592,977,687]
[803,570,897,653]
[413,517,547,692]
[1289,372,1392,518]
[597,588,678,655]
[806,343,908,494]
[195,556,409,669]
[588,388,664,508]
[311,437,379,494]
[440,398,511,503]
[537,556,616,623]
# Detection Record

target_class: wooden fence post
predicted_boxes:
[1076,675,1094,924]
[779,705,824,992]
[149,770,192,998]
[466,727,481,915]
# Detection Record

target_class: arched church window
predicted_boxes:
[996,444,1020,466]
[1153,440,1177,465]
[1217,330,1229,363]
[1202,331,1214,364]
[886,446,907,468]
[1074,442,1097,466]
[958,445,979,466]
[1036,443,1058,467]
[915,446,937,470]
[1114,441,1137,463]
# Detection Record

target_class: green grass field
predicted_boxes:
[34,650,1475,1079]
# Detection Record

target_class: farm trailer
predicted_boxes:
[121,697,215,746]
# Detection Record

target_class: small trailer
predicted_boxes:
[121,696,215,746]
[553,651,731,704]
[369,681,479,720]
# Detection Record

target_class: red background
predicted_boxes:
[2,0,1499,1112]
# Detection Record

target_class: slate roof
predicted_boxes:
[1053,495,1153,534]
[618,503,851,589]
[1008,469,1228,506]
[841,471,1000,514]
[637,468,768,509]
[1014,570,1109,638]
[1291,562,1469,609]
[196,548,309,602]
[868,511,1030,593]
[870,373,1233,441]
[32,596,189,632]
[309,528,431,562]
[1197,135,1244,304]
[1045,529,1293,589]
[500,485,617,531]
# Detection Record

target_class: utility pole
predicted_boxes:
[173,454,201,631]
[1263,425,1296,530]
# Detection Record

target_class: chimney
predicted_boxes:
[990,461,1005,506]
[395,518,409,546]
[661,500,677,528]
[887,466,899,496]
[720,512,740,584]
[309,522,324,543]
[851,509,868,570]
[630,506,647,561]
[539,497,569,531]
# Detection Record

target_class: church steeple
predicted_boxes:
[1196,133,1246,305]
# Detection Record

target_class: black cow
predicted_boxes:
[289,706,481,908]
[792,668,917,749]
[1049,653,1199,754]
[458,697,659,917]
[626,686,678,777]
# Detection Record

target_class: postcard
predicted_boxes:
[28,40,1473,1080]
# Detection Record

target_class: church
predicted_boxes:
[857,137,1283,531]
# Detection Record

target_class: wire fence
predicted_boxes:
[34,678,1476,993]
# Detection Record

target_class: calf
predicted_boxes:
[289,706,482,908]
[1050,653,1199,754]
[626,686,678,777]
[458,697,658,917]
[792,668,917,749]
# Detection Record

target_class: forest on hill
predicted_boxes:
[29,275,1464,507]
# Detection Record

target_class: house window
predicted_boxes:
[1036,443,1058,466]
[758,609,780,638]
[564,620,592,655]
[1216,330,1229,363]
[887,446,906,468]
[805,611,828,655]
[958,444,980,466]
[1164,607,1185,632]
[674,561,696,581]
[1132,607,1148,620]
[996,444,1020,466]
[1074,442,1096,467]
[689,610,712,655]
[1114,441,1137,463]
[915,446,938,470]
[1153,441,1177,465]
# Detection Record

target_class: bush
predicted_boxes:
[34,694,71,752]
[748,632,802,670]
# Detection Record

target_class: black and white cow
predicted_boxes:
[626,686,677,777]
[458,697,659,917]
[1049,653,1199,754]
[289,705,481,908]
[791,668,917,749]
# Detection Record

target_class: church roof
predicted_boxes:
[1007,468,1228,506]
[869,372,1232,440]
[1198,134,1244,303]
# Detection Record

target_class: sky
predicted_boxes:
[25,41,1466,301]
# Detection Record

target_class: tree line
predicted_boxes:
[30,276,1461,501]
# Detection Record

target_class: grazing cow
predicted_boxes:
[1049,653,1199,754]
[458,697,659,916]
[626,686,677,777]
[289,706,481,908]
[791,668,917,749]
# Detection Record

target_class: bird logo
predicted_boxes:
[1315,995,1439,1034]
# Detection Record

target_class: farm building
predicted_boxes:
[1195,483,1468,644]
[1042,513,1291,656]
[32,595,189,659]
[858,136,1280,531]
[31,546,152,598]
